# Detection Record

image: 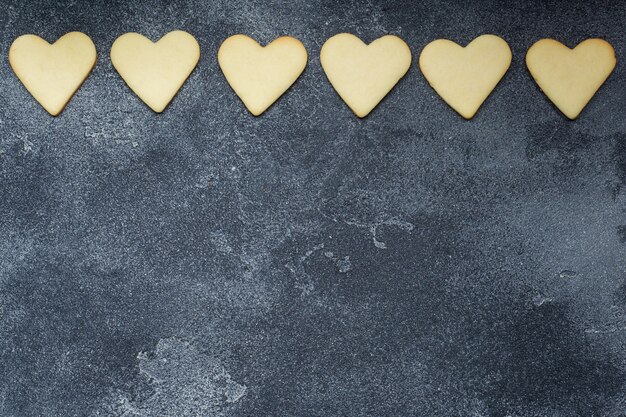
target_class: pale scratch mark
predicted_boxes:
[18,135,34,156]
[585,325,626,335]
[345,218,415,249]
[559,270,578,279]
[532,293,553,306]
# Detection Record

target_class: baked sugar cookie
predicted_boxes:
[526,38,616,119]
[111,31,200,113]
[218,35,307,116]
[9,32,96,116]
[419,34,511,119]
[320,33,412,118]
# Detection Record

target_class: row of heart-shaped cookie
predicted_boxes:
[8,31,617,119]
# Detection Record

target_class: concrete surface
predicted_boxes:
[0,0,625,415]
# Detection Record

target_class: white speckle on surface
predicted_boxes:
[285,243,325,297]
[337,256,352,273]
[323,250,352,273]
[303,243,325,258]
[100,338,247,417]
[210,231,233,254]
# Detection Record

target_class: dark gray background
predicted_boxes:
[0,0,625,416]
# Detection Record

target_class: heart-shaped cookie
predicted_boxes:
[9,32,96,116]
[419,34,511,119]
[218,35,307,116]
[110,31,200,113]
[320,33,412,118]
[526,38,616,119]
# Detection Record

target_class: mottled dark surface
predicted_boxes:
[0,0,625,416]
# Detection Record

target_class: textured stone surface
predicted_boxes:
[1,0,625,415]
